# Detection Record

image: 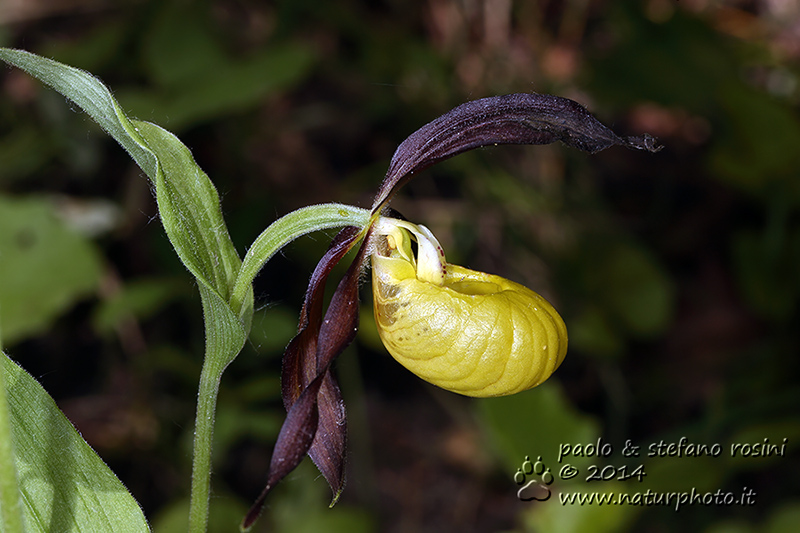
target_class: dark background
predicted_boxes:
[2,1,800,532]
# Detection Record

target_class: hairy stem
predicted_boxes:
[188,353,225,533]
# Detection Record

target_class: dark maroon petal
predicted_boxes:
[309,370,347,505]
[242,372,324,530]
[243,228,370,529]
[281,226,362,409]
[314,230,370,372]
[280,226,361,502]
[304,227,373,503]
[372,93,661,211]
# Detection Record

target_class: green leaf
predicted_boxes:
[704,501,800,533]
[709,85,800,202]
[1,351,149,532]
[479,384,636,533]
[521,481,638,533]
[587,7,736,111]
[595,241,674,338]
[0,49,157,178]
[137,120,242,300]
[268,460,376,533]
[766,502,800,533]
[0,48,241,302]
[731,217,800,321]
[641,455,724,493]
[0,347,25,533]
[92,278,186,336]
[119,44,316,131]
[705,520,756,533]
[0,194,103,346]
[477,380,600,474]
[0,125,51,184]
[99,2,317,130]
[143,3,227,88]
[567,305,625,359]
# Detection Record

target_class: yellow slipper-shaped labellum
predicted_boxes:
[371,217,567,397]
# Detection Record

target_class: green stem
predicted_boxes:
[0,352,25,533]
[188,353,225,533]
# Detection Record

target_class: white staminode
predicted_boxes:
[372,217,446,285]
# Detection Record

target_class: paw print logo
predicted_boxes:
[514,456,554,502]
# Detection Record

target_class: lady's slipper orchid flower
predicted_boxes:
[243,93,660,529]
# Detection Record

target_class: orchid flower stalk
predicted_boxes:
[242,93,660,529]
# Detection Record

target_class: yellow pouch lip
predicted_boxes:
[371,248,567,397]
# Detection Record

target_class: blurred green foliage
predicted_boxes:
[0,194,103,345]
[2,0,800,532]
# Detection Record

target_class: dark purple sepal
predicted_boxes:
[242,371,324,530]
[304,227,373,504]
[372,93,661,211]
[243,228,370,529]
[281,226,362,407]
